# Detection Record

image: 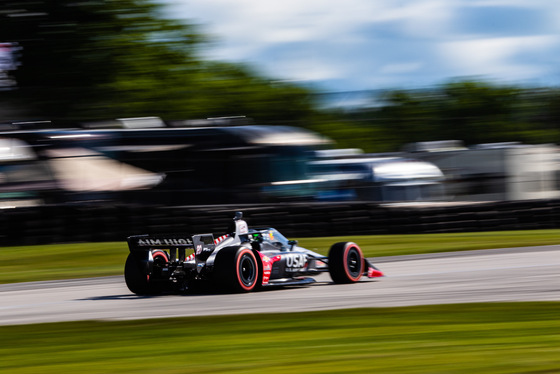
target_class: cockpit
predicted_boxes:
[250,229,292,252]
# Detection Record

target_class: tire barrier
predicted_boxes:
[1,200,559,246]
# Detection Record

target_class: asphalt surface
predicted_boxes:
[1,245,559,326]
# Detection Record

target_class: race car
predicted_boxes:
[124,212,384,295]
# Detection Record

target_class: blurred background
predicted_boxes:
[0,0,559,244]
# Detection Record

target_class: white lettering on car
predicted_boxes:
[285,254,307,268]
[137,238,192,246]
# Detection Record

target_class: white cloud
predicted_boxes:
[162,0,560,90]
[281,62,341,83]
[168,0,454,45]
[379,62,423,75]
[439,35,559,78]
[463,0,557,8]
[374,0,456,38]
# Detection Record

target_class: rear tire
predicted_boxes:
[124,251,169,295]
[124,254,149,295]
[213,246,259,293]
[328,242,364,283]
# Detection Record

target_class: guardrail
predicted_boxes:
[1,200,559,246]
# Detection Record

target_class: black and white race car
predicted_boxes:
[125,212,384,295]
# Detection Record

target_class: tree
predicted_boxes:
[0,0,316,124]
[438,81,523,144]
[338,80,560,152]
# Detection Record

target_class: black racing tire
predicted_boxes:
[124,253,150,295]
[328,242,364,284]
[213,246,260,293]
[124,251,169,295]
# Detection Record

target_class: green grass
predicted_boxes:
[1,229,558,284]
[0,242,129,284]
[297,228,560,258]
[1,303,559,373]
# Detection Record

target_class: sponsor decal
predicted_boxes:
[237,220,248,234]
[261,256,273,271]
[196,245,214,255]
[285,254,307,269]
[259,253,274,285]
[137,238,192,246]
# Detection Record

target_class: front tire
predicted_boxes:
[213,246,260,293]
[328,242,364,283]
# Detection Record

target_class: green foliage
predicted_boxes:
[324,80,560,152]
[1,303,560,373]
[1,1,560,151]
[308,119,393,153]
[298,229,560,258]
[0,0,316,124]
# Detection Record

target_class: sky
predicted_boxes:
[162,0,560,93]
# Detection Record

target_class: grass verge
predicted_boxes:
[1,303,559,374]
[1,229,558,284]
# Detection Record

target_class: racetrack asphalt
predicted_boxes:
[0,245,559,326]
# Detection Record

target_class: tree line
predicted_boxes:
[318,81,560,152]
[1,0,559,153]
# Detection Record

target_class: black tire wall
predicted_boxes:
[1,200,559,246]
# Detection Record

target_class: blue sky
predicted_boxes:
[162,0,560,92]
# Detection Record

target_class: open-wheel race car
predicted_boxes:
[124,212,384,295]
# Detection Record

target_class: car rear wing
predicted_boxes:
[127,234,194,262]
[127,234,216,263]
[127,234,194,250]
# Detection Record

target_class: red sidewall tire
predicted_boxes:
[328,242,364,284]
[124,251,169,295]
[214,246,260,293]
[152,250,168,262]
[151,250,169,274]
[342,243,364,282]
[235,248,258,292]
[149,250,169,284]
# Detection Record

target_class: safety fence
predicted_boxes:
[1,200,559,246]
